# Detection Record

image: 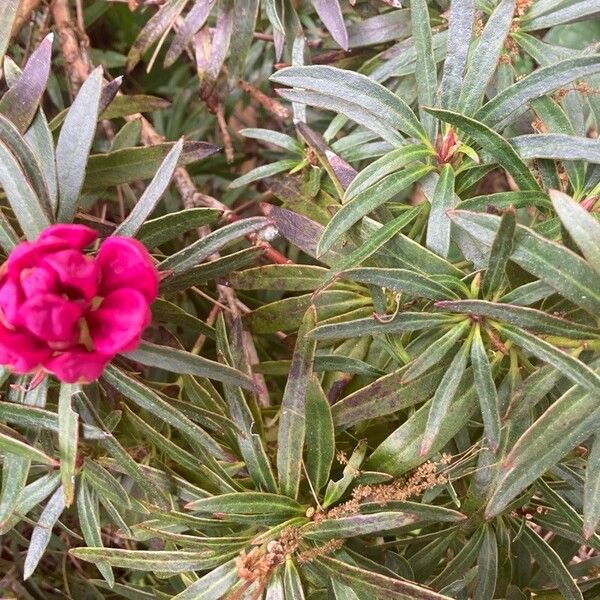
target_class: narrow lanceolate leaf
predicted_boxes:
[58,384,78,507]
[517,525,583,600]
[426,109,540,191]
[56,67,103,222]
[473,524,498,600]
[471,325,500,453]
[305,377,334,492]
[482,207,515,299]
[186,492,303,515]
[311,0,348,50]
[165,0,214,66]
[485,361,600,517]
[551,190,600,273]
[511,134,600,163]
[0,33,53,133]
[0,139,51,239]
[426,164,455,258]
[344,145,431,202]
[499,324,600,393]
[411,0,437,142]
[241,128,303,154]
[0,0,19,66]
[278,306,316,499]
[449,210,600,315]
[228,159,298,189]
[24,487,66,579]
[123,340,255,391]
[77,481,114,586]
[522,0,600,31]
[475,55,600,129]
[420,334,471,456]
[317,555,454,600]
[456,0,515,115]
[171,560,238,600]
[270,66,430,144]
[115,138,183,237]
[69,548,218,573]
[440,0,474,109]
[342,267,459,301]
[159,217,268,273]
[584,435,600,540]
[318,165,433,256]
[0,455,29,527]
[228,0,260,79]
[0,430,57,466]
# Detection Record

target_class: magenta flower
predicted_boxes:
[0,225,159,384]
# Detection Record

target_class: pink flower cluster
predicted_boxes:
[0,225,158,383]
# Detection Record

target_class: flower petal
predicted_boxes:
[42,249,99,300]
[20,266,59,297]
[97,237,158,302]
[88,288,151,355]
[45,347,110,383]
[0,277,23,326]
[20,294,83,343]
[39,224,98,249]
[0,324,51,373]
[7,237,69,278]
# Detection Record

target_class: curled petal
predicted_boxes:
[0,324,51,373]
[39,224,98,249]
[45,347,110,383]
[42,249,99,301]
[7,237,69,278]
[20,266,59,297]
[20,294,83,343]
[88,288,151,355]
[0,277,23,326]
[97,237,158,302]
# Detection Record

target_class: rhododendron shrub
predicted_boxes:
[0,225,158,383]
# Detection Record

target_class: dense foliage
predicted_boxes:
[1,0,600,598]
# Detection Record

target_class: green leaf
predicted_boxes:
[511,134,600,163]
[24,486,66,579]
[475,55,600,129]
[551,190,600,273]
[165,0,214,67]
[317,555,454,599]
[138,207,221,247]
[271,66,430,145]
[56,67,103,222]
[284,559,305,599]
[440,0,474,109]
[240,128,303,154]
[584,434,600,540]
[517,525,583,600]
[83,458,131,509]
[115,138,183,237]
[123,340,255,391]
[305,376,335,492]
[58,384,78,507]
[456,0,515,115]
[425,108,540,191]
[458,191,551,212]
[345,145,431,202]
[471,324,501,453]
[186,492,303,515]
[449,210,600,315]
[171,560,238,600]
[324,439,368,508]
[426,164,455,258]
[437,299,599,339]
[499,324,600,392]
[77,480,114,586]
[318,165,433,256]
[0,429,57,466]
[278,306,316,499]
[0,455,29,528]
[0,33,52,134]
[159,216,268,273]
[340,267,459,301]
[485,362,600,518]
[474,523,498,600]
[228,159,299,189]
[420,332,471,456]
[83,142,218,191]
[482,207,515,298]
[0,0,19,66]
[69,548,219,573]
[411,0,437,142]
[522,0,600,30]
[101,366,230,461]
